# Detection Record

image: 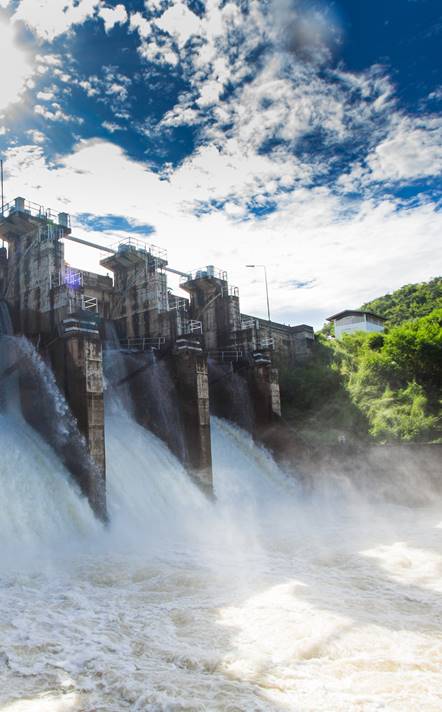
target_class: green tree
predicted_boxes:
[362,276,442,325]
[368,383,439,442]
[280,307,442,445]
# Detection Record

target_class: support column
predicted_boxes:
[50,316,107,520]
[247,362,281,437]
[172,340,213,496]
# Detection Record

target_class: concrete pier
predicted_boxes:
[50,317,106,520]
[172,342,213,496]
[248,362,282,428]
[209,356,282,446]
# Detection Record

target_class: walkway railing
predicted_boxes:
[180,266,228,284]
[208,349,244,362]
[258,336,275,350]
[1,197,70,226]
[118,336,166,351]
[114,236,167,263]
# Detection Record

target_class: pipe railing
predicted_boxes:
[114,236,167,263]
[208,349,244,362]
[0,197,70,227]
[180,265,228,284]
[118,336,166,351]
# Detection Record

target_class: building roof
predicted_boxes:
[241,314,314,333]
[327,309,386,322]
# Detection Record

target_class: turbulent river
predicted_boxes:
[0,402,441,711]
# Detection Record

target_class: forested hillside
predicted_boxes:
[361,276,442,325]
[280,286,442,445]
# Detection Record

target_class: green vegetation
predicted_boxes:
[361,276,442,325]
[280,305,442,446]
[319,276,442,338]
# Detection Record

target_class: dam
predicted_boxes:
[0,195,303,519]
[1,193,441,710]
[0,196,441,710]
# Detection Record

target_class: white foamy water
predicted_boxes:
[0,413,441,711]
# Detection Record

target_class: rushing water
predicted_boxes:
[0,358,441,709]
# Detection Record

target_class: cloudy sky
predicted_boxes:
[0,0,441,327]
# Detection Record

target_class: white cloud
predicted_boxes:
[76,68,131,108]
[145,0,163,13]
[129,11,152,39]
[34,103,82,123]
[78,79,99,97]
[154,1,201,48]
[26,129,46,143]
[138,32,178,66]
[4,140,441,328]
[36,89,55,101]
[12,0,100,40]
[0,19,33,112]
[99,3,128,33]
[161,105,200,127]
[196,80,222,108]
[35,54,63,67]
[2,0,440,330]
[367,118,442,182]
[102,121,123,133]
[338,116,442,191]
[149,0,389,183]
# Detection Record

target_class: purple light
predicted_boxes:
[64,268,82,289]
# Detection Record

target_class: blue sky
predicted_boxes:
[0,0,441,327]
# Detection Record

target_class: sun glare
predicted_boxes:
[0,20,33,113]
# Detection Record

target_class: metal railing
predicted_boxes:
[185,320,203,334]
[67,294,98,314]
[221,285,239,298]
[0,197,71,227]
[82,295,98,312]
[208,349,244,362]
[180,266,228,284]
[259,336,275,350]
[118,336,166,351]
[51,267,84,289]
[240,318,256,330]
[168,297,188,311]
[114,236,167,263]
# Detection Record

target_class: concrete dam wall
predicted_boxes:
[0,196,313,519]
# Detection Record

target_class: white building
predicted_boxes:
[327,310,386,339]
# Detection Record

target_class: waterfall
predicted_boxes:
[14,336,103,508]
[120,348,187,462]
[102,323,185,458]
[211,417,298,505]
[0,299,13,336]
[103,321,134,415]
[0,319,100,560]
[105,411,209,550]
[102,338,210,551]
[146,350,186,461]
[208,359,255,432]
[0,383,441,710]
[0,413,100,562]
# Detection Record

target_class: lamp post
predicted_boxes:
[246,264,272,343]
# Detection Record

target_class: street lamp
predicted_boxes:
[246,264,272,341]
